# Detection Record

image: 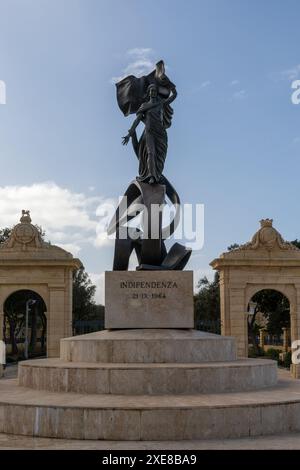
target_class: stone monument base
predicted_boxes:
[105,271,194,329]
[19,330,276,395]
[3,327,300,441]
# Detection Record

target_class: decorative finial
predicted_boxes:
[260,218,273,228]
[20,210,32,224]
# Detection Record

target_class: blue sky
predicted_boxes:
[0,0,300,303]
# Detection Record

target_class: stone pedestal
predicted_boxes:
[105,271,194,329]
[2,328,281,441]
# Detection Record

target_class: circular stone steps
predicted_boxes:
[18,358,277,395]
[1,328,293,441]
[1,372,300,440]
[60,329,237,363]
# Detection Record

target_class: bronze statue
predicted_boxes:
[111,60,191,271]
[120,62,177,184]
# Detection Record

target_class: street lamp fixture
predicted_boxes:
[25,299,37,360]
[248,300,257,316]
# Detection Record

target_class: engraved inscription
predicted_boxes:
[120,280,177,300]
[105,271,194,329]
[120,281,178,289]
[131,292,166,299]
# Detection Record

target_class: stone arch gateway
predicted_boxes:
[0,211,81,375]
[210,219,300,378]
[4,288,48,358]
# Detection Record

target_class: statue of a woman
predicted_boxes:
[111,61,192,271]
[119,61,177,184]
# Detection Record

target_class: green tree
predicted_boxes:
[227,243,240,251]
[0,228,12,243]
[291,239,300,249]
[251,289,290,335]
[72,266,97,321]
[194,272,220,333]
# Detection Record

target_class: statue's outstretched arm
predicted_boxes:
[122,114,142,146]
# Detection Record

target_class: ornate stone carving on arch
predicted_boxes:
[229,219,299,253]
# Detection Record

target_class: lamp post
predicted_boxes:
[25,299,37,360]
[247,300,258,353]
[248,300,257,317]
[247,300,258,330]
[0,340,6,367]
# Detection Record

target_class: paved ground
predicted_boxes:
[2,364,18,379]
[1,363,300,449]
[1,432,300,449]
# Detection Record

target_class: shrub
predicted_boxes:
[281,351,292,369]
[265,348,281,362]
[248,345,264,358]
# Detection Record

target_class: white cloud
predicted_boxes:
[0,80,6,105]
[0,181,116,255]
[281,64,300,81]
[232,89,246,100]
[89,272,105,304]
[230,80,239,86]
[200,80,211,88]
[95,198,117,248]
[57,243,82,256]
[111,48,155,83]
[127,48,153,57]
[188,80,211,95]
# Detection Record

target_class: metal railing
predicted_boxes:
[72,320,104,336]
[195,319,221,334]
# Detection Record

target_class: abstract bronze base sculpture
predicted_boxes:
[108,177,191,271]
